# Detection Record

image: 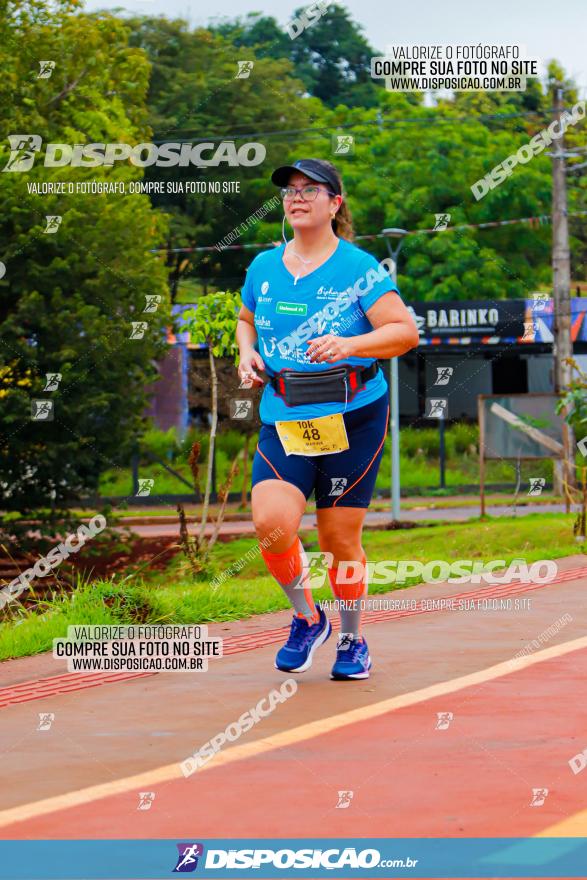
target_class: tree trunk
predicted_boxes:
[208,453,240,551]
[199,347,218,542]
[553,459,564,499]
[241,434,250,509]
[551,85,575,487]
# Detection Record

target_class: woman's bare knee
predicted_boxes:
[252,481,305,552]
[319,536,363,565]
[317,509,366,564]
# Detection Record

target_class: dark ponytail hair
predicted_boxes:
[333,199,354,242]
[307,158,355,241]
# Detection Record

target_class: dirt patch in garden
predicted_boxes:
[0,536,181,611]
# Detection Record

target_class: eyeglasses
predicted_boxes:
[280,185,336,202]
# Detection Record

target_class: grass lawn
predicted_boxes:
[97,446,552,498]
[60,492,561,522]
[96,420,560,500]
[0,513,582,661]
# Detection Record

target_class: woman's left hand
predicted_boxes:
[306,334,354,363]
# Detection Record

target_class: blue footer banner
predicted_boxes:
[0,838,586,878]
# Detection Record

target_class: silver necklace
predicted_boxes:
[291,250,311,286]
[288,242,334,285]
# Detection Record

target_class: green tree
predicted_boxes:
[0,0,170,540]
[210,11,292,63]
[543,62,587,285]
[209,4,384,109]
[320,89,557,299]
[178,292,241,568]
[288,3,383,108]
[126,16,324,295]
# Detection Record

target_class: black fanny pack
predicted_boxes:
[269,362,379,406]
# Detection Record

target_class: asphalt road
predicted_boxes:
[120,502,570,538]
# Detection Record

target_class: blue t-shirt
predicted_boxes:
[241,238,399,425]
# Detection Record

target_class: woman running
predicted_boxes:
[236,158,418,680]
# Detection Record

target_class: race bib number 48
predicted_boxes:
[275,413,349,456]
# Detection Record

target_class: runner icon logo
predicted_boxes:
[143,294,162,313]
[530,293,549,313]
[530,788,549,807]
[31,400,54,421]
[37,712,55,731]
[333,135,354,155]
[569,748,587,775]
[230,399,253,420]
[435,712,454,730]
[44,215,62,233]
[336,790,354,808]
[3,134,42,172]
[426,398,448,418]
[301,552,334,589]
[130,321,148,339]
[173,843,204,872]
[528,477,546,496]
[37,61,56,79]
[329,477,348,496]
[137,792,155,810]
[43,373,62,391]
[235,61,254,79]
[433,213,451,231]
[433,367,453,386]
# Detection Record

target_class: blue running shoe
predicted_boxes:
[330,634,372,680]
[275,605,331,673]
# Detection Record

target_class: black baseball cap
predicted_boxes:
[271,159,341,195]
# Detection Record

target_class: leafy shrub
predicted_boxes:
[143,426,178,461]
[220,429,246,460]
[450,423,479,455]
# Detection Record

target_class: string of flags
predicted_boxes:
[155,211,587,255]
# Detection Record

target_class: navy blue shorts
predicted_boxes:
[252,392,389,508]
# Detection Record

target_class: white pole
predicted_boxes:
[391,356,400,520]
[381,232,406,522]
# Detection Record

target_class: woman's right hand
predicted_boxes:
[237,347,266,388]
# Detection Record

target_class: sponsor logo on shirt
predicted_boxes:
[315,285,341,300]
[276,302,307,316]
[255,315,273,329]
[260,336,309,364]
[278,259,394,353]
[258,281,272,302]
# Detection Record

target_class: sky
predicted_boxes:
[86,0,587,97]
